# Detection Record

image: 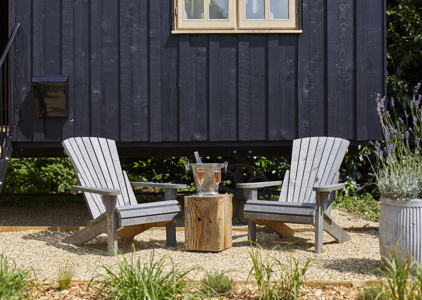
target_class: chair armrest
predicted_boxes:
[130,182,187,189]
[71,185,121,196]
[313,183,345,193]
[236,181,282,189]
[236,181,282,201]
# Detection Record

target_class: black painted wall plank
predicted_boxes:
[268,34,297,141]
[327,0,355,139]
[101,0,119,140]
[119,0,133,142]
[73,0,90,137]
[10,0,385,154]
[62,0,74,140]
[32,0,45,141]
[298,0,326,138]
[160,0,179,142]
[209,35,237,141]
[149,0,162,142]
[130,0,149,141]
[90,0,103,137]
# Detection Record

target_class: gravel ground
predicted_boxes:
[0,204,382,284]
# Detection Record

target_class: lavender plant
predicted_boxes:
[372,83,422,200]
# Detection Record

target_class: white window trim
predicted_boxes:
[173,0,301,34]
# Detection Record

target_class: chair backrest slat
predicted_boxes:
[63,137,138,220]
[280,137,349,205]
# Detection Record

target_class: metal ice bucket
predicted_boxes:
[185,162,228,195]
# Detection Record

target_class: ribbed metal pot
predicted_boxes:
[379,197,422,263]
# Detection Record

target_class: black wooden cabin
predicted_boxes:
[1,0,386,160]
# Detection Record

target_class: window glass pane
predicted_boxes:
[270,0,289,19]
[245,0,265,19]
[185,0,204,19]
[209,0,228,19]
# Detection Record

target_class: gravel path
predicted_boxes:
[0,205,382,283]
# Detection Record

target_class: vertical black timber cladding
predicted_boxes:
[100,0,119,140]
[149,0,162,142]
[73,0,90,137]
[14,0,32,142]
[268,34,297,141]
[238,34,250,140]
[248,35,267,141]
[160,0,179,142]
[62,0,74,139]
[327,0,354,139]
[131,0,149,141]
[356,0,384,140]
[179,35,208,142]
[43,0,66,141]
[119,0,133,142]
[32,0,45,141]
[209,35,237,141]
[90,0,103,137]
[298,0,326,137]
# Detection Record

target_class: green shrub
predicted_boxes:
[358,286,389,300]
[0,254,33,300]
[3,158,77,194]
[334,193,380,222]
[94,246,197,299]
[199,270,234,297]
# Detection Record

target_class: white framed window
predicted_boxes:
[173,0,300,34]
[176,0,236,30]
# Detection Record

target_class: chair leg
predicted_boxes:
[166,221,177,247]
[248,220,256,243]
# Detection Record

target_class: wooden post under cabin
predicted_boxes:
[184,194,232,252]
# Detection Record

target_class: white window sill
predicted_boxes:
[172,29,303,34]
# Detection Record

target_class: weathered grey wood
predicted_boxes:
[166,221,177,247]
[62,137,185,254]
[239,137,351,253]
[248,220,256,242]
[103,195,118,255]
[63,217,107,246]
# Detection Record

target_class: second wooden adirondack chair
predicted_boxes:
[237,137,351,254]
[62,137,187,255]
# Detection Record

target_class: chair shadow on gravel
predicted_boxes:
[323,258,384,277]
[21,230,181,256]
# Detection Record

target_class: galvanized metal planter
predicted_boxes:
[379,196,422,263]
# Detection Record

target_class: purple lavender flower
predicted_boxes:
[390,97,395,107]
[414,82,421,93]
[405,110,409,118]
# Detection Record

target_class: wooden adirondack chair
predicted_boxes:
[238,137,351,254]
[62,137,187,255]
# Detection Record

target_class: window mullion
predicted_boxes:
[204,0,209,20]
[265,0,270,20]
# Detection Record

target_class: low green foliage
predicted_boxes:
[0,253,33,300]
[334,193,380,222]
[357,286,389,300]
[94,246,197,300]
[57,258,77,291]
[199,270,234,297]
[247,243,311,300]
[3,158,77,194]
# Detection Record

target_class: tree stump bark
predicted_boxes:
[184,194,232,252]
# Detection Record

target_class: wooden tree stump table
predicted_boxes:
[184,194,232,252]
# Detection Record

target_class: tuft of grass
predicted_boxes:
[93,245,198,299]
[334,193,380,222]
[57,258,77,291]
[247,243,311,300]
[0,253,33,300]
[357,286,389,300]
[378,251,413,300]
[199,270,234,297]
